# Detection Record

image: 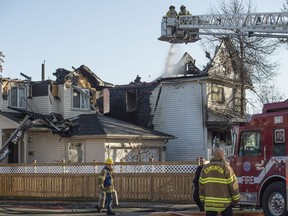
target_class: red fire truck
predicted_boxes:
[229,101,288,216]
[159,11,288,216]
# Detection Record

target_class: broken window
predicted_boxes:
[72,87,90,110]
[9,86,26,108]
[66,142,84,162]
[211,85,224,103]
[126,90,138,112]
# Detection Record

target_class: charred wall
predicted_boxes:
[103,82,158,129]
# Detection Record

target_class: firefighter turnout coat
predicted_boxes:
[199,158,240,212]
[98,166,115,193]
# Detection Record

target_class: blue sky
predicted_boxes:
[0,0,287,93]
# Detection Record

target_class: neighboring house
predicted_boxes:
[103,41,247,161]
[0,65,174,164]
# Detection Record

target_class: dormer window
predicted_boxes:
[126,89,138,112]
[9,86,26,108]
[72,86,90,110]
[211,85,224,103]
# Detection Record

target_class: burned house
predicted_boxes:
[101,78,159,129]
[0,65,174,163]
[102,42,246,161]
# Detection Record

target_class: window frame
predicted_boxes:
[211,85,224,103]
[66,142,85,163]
[125,89,138,112]
[71,86,90,110]
[9,86,27,108]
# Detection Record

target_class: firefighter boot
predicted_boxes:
[107,211,116,215]
[96,205,102,213]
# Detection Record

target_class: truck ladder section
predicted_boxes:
[0,111,80,163]
[159,12,288,43]
[0,115,34,162]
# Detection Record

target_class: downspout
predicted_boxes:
[0,129,2,150]
[198,80,206,157]
[23,134,27,163]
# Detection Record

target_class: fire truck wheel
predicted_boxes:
[262,182,287,216]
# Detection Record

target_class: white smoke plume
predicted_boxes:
[162,44,179,78]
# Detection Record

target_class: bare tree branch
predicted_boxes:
[202,0,284,115]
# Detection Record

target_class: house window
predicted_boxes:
[126,90,138,112]
[72,87,90,110]
[9,86,26,108]
[211,85,224,103]
[66,142,84,162]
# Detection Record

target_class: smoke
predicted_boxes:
[162,44,178,78]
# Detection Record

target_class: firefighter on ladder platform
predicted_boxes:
[178,5,191,16]
[199,148,240,216]
[166,5,177,17]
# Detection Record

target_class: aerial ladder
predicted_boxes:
[158,10,288,216]
[158,12,288,43]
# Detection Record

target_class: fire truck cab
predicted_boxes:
[230,101,288,216]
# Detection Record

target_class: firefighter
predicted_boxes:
[199,148,240,216]
[178,5,191,39]
[166,5,178,17]
[178,5,191,16]
[98,157,116,215]
[192,157,205,211]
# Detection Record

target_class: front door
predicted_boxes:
[8,141,19,163]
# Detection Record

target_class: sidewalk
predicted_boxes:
[0,201,193,215]
[0,201,264,215]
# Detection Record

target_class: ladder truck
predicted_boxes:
[159,12,288,43]
[158,11,288,216]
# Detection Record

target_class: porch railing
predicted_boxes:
[207,146,234,161]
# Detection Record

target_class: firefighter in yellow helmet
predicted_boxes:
[199,148,240,216]
[166,5,177,17]
[178,5,191,16]
[97,157,116,215]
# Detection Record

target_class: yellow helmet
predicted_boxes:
[105,157,114,165]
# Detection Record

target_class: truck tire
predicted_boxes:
[262,182,287,216]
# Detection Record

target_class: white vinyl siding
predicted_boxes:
[152,80,207,161]
[26,133,66,163]
[26,132,106,163]
[27,93,60,115]
[62,85,94,119]
[0,117,19,151]
[86,139,105,162]
[0,115,19,129]
[28,96,50,114]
